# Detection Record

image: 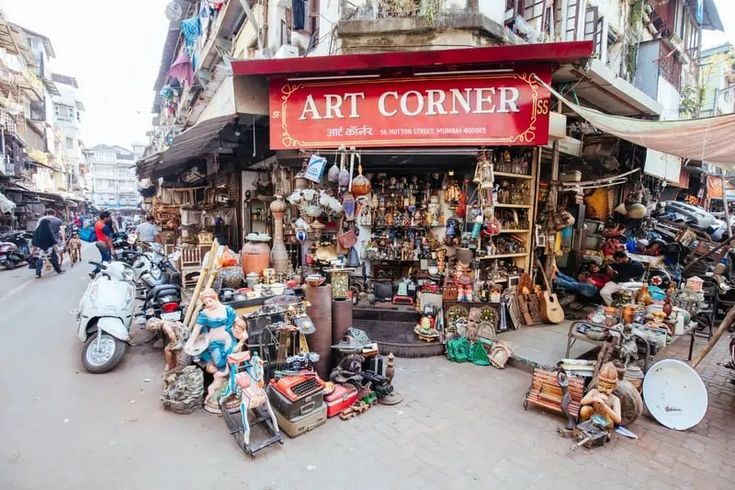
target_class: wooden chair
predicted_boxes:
[180,247,203,289]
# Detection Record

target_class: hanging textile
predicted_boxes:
[706,175,723,199]
[292,0,306,30]
[180,16,201,48]
[540,79,735,166]
[168,52,194,86]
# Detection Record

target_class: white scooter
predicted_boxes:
[76,260,136,373]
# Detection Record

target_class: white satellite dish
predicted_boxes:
[165,1,184,22]
[643,359,708,431]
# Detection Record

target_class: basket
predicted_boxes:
[443,285,458,301]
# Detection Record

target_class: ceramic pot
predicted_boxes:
[241,236,271,276]
[219,266,244,289]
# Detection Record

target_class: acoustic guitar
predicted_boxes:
[535,259,565,324]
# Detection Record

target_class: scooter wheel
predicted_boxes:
[81,332,127,373]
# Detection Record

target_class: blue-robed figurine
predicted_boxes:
[185,288,248,413]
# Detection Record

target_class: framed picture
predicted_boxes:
[508,275,520,288]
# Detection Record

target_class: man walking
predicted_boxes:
[31,209,64,278]
[91,211,114,279]
[599,251,645,306]
[136,214,162,246]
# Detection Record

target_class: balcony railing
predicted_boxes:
[341,0,474,22]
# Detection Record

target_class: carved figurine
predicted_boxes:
[454,261,474,302]
[145,318,189,373]
[185,288,248,413]
[579,362,622,433]
[386,353,395,384]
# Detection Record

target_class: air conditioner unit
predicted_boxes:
[274,44,300,59]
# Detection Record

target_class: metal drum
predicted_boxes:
[305,284,333,379]
[332,299,352,344]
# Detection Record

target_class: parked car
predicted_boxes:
[660,201,725,239]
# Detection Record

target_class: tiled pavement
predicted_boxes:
[202,333,735,489]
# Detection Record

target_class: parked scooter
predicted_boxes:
[0,230,32,269]
[76,260,136,373]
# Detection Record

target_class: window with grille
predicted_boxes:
[584,5,604,59]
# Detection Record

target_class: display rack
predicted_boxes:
[479,148,539,277]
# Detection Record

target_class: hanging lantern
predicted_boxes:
[327,158,340,183]
[351,163,371,197]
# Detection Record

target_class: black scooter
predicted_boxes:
[0,231,32,269]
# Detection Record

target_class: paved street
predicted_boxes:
[1,246,734,490]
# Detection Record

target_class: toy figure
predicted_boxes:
[185,288,248,413]
[436,248,447,274]
[455,261,474,302]
[579,362,622,432]
[218,351,279,446]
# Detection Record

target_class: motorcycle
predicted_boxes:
[0,230,32,269]
[76,260,136,373]
[133,247,184,322]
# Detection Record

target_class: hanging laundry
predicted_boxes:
[159,85,174,100]
[199,2,211,36]
[168,52,194,86]
[292,0,306,30]
[180,16,201,47]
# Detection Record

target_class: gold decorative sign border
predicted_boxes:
[271,73,546,148]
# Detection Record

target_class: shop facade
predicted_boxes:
[225,41,594,352]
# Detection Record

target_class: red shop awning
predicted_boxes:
[230,41,594,78]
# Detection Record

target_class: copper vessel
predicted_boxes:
[306,284,333,379]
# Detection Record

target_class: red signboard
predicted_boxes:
[269,68,552,149]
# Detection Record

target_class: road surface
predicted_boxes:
[1,245,734,489]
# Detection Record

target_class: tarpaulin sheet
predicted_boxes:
[543,81,735,166]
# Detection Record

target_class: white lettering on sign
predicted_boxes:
[378,92,398,117]
[344,92,365,118]
[299,94,322,120]
[298,86,523,121]
[499,87,520,113]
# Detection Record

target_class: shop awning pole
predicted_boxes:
[721,169,731,240]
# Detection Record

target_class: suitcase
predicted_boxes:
[267,384,324,420]
[325,384,359,418]
[274,403,327,438]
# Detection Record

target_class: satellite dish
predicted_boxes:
[643,359,708,431]
[165,1,183,22]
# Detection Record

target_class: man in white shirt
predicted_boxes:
[136,215,162,245]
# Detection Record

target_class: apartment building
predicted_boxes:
[88,144,140,210]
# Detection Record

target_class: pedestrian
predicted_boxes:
[31,210,64,278]
[600,251,645,306]
[136,214,162,245]
[90,211,114,279]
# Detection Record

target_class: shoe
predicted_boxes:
[56,269,65,274]
[35,274,41,279]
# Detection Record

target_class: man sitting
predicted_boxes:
[600,251,645,306]
[553,262,610,300]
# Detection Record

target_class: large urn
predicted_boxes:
[270,196,290,275]
[241,233,271,276]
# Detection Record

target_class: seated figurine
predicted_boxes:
[579,362,622,432]
[185,288,248,413]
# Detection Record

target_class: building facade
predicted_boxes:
[88,144,140,210]
[51,73,88,195]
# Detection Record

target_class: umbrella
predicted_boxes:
[168,52,194,86]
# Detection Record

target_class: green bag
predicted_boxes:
[446,336,470,363]
[469,340,491,366]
